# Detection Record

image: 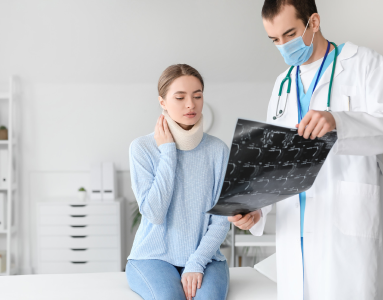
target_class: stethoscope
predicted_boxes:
[273,41,338,120]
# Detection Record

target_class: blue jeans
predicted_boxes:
[126,259,230,300]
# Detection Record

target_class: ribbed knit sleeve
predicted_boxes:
[183,145,230,274]
[129,140,177,225]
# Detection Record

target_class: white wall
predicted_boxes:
[0,0,382,273]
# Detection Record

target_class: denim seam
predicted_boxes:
[129,260,157,300]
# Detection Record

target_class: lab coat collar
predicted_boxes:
[312,42,359,97]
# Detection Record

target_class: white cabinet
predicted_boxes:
[36,201,123,274]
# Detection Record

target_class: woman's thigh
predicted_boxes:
[126,259,186,300]
[193,260,230,300]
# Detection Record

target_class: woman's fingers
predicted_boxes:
[181,277,188,299]
[192,277,197,298]
[187,277,193,300]
[157,115,165,135]
[197,274,203,289]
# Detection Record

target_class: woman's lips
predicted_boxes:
[184,113,197,118]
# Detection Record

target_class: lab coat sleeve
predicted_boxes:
[249,205,273,236]
[129,140,177,225]
[184,145,230,274]
[331,55,383,156]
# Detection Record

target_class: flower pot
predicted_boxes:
[0,129,8,140]
[77,191,87,202]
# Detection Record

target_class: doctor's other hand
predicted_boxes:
[181,272,203,300]
[228,210,262,231]
[296,110,336,140]
[154,115,174,147]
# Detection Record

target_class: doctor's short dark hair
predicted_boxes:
[262,0,318,27]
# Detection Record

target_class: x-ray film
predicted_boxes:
[207,119,338,216]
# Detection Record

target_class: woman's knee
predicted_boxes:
[126,259,187,300]
[194,261,230,300]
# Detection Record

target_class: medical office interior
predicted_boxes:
[0,0,382,299]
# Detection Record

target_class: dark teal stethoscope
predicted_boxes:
[273,41,338,120]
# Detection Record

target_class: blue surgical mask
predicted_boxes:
[276,19,315,66]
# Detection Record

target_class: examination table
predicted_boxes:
[0,267,277,300]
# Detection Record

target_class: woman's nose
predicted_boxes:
[186,97,195,109]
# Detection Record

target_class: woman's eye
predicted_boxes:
[176,97,184,100]
[288,33,295,37]
[272,39,278,43]
[194,96,202,99]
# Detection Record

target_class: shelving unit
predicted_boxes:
[0,76,20,276]
[231,225,276,267]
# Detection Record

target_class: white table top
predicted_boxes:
[0,268,277,300]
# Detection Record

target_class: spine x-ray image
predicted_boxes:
[207,119,338,216]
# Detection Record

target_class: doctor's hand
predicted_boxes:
[181,272,203,300]
[296,110,336,140]
[228,210,262,231]
[154,115,174,147]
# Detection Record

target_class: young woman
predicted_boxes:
[126,64,230,300]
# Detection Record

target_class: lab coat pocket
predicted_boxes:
[340,85,357,111]
[336,181,381,239]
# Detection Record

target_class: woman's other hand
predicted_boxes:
[154,115,174,147]
[181,272,203,300]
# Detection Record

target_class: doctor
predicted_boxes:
[229,1,383,299]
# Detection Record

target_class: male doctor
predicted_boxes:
[228,1,383,299]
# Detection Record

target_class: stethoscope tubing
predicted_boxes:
[274,41,339,120]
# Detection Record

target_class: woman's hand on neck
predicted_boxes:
[302,32,334,65]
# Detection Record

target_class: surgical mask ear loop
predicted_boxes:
[302,18,315,45]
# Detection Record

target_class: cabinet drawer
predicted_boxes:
[38,261,120,274]
[39,225,118,236]
[39,215,117,225]
[40,236,118,248]
[40,248,119,262]
[39,204,118,216]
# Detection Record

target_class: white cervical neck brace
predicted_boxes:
[162,110,204,151]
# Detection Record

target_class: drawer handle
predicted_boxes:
[70,205,86,207]
[70,235,87,238]
[71,261,88,264]
[70,215,87,218]
[71,248,88,251]
[70,225,87,228]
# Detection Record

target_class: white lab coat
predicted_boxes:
[250,42,383,300]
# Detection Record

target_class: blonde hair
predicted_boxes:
[158,64,204,99]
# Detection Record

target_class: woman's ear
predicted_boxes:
[311,13,321,33]
[158,96,167,110]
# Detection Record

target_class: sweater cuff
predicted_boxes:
[183,261,205,275]
[158,142,176,154]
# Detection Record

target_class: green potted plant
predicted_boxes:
[0,126,8,140]
[130,201,141,233]
[78,187,87,202]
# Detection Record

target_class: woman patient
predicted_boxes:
[126,64,230,300]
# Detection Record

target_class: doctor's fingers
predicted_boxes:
[303,114,322,139]
[310,118,326,139]
[235,214,255,230]
[228,214,243,223]
[232,213,252,226]
[317,122,332,138]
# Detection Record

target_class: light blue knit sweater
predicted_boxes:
[128,132,230,274]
